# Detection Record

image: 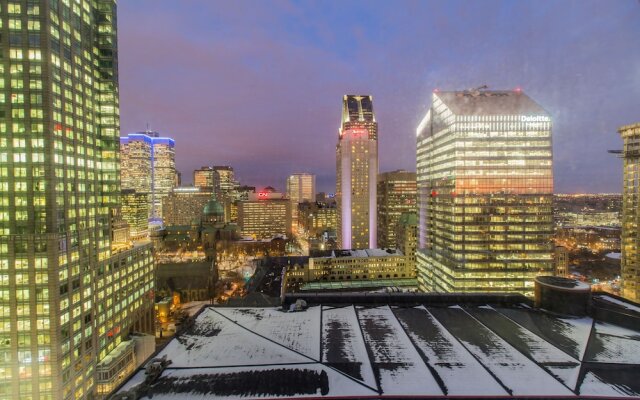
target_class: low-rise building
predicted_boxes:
[285,249,414,287]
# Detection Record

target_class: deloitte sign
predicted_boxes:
[521,115,550,123]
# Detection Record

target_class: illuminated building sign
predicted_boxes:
[342,128,369,138]
[521,115,550,122]
[258,192,269,198]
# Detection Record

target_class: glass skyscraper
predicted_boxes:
[618,123,640,302]
[0,2,154,398]
[416,89,554,296]
[336,95,378,249]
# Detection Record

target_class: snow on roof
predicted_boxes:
[596,295,640,314]
[317,248,402,259]
[605,252,622,259]
[119,304,640,399]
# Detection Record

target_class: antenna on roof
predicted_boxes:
[146,122,150,132]
[468,85,488,96]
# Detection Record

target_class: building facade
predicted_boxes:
[396,212,418,274]
[416,89,554,296]
[336,95,378,249]
[298,201,337,238]
[121,190,150,239]
[554,246,569,277]
[0,2,155,399]
[284,249,414,285]
[618,123,640,302]
[287,173,316,230]
[162,187,213,226]
[193,166,215,190]
[287,173,316,204]
[377,170,417,248]
[120,131,176,223]
[238,192,291,240]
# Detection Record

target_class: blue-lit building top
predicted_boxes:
[120,131,177,223]
[120,131,176,147]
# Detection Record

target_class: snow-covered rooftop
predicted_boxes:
[118,304,640,399]
[315,248,403,259]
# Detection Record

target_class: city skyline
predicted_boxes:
[117,0,639,193]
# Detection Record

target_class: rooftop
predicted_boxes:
[313,248,402,259]
[436,90,548,116]
[116,296,640,399]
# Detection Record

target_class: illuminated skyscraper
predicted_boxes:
[0,2,155,399]
[193,166,215,190]
[336,95,378,249]
[618,123,640,302]
[121,189,150,238]
[287,173,316,229]
[120,131,176,223]
[416,89,554,296]
[287,173,316,204]
[377,170,417,248]
[212,165,237,194]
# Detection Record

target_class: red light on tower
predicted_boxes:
[514,87,522,93]
[433,88,440,93]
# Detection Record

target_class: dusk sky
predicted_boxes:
[118,0,640,194]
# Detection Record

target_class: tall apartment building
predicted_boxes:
[377,170,417,248]
[618,123,640,301]
[162,187,213,226]
[120,131,176,223]
[238,192,291,240]
[336,95,378,249]
[287,173,316,229]
[0,2,155,399]
[416,89,554,296]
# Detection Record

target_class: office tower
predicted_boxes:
[618,123,640,301]
[212,165,237,195]
[336,95,378,249]
[377,170,417,248]
[193,166,215,190]
[162,187,214,226]
[287,173,316,230]
[238,192,292,239]
[0,2,155,399]
[121,190,150,238]
[287,173,316,204]
[416,88,554,296]
[298,201,338,238]
[120,131,176,223]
